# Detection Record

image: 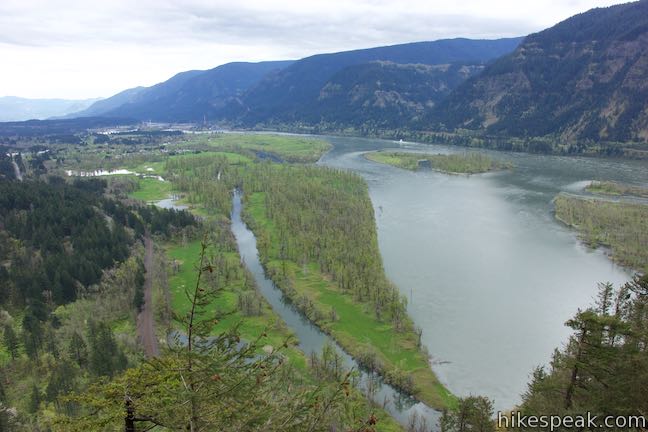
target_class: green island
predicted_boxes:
[364,150,511,174]
[554,193,648,272]
[161,135,455,407]
[239,164,455,409]
[585,180,648,199]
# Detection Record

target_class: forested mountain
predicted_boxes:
[229,38,522,126]
[430,0,648,143]
[0,96,101,122]
[72,38,521,125]
[292,61,484,129]
[71,61,293,122]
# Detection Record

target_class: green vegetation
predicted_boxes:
[0,134,410,431]
[195,133,331,163]
[165,237,309,368]
[511,275,648,426]
[239,164,455,409]
[586,181,648,199]
[554,194,648,272]
[56,241,400,432]
[365,150,511,174]
[154,150,403,430]
[128,177,173,201]
[0,175,198,430]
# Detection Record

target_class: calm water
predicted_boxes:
[230,191,440,427]
[318,136,648,411]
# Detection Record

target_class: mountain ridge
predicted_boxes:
[428,0,648,143]
[0,96,102,122]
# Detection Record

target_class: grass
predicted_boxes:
[127,151,252,202]
[168,151,253,166]
[165,236,404,430]
[129,177,173,201]
[192,133,332,163]
[554,193,648,272]
[586,181,648,198]
[0,342,12,366]
[129,161,167,174]
[365,150,511,174]
[165,238,307,370]
[112,317,136,335]
[247,192,457,410]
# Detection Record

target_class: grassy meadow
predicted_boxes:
[365,150,511,174]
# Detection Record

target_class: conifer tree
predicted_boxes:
[2,326,18,360]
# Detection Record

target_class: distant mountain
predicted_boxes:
[72,61,293,122]
[430,0,648,143]
[70,87,146,118]
[230,38,523,125]
[0,96,102,122]
[0,117,136,138]
[293,61,485,129]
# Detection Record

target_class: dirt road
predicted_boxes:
[136,234,160,357]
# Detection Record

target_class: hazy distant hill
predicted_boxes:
[430,0,648,143]
[72,61,293,122]
[230,38,522,125]
[0,96,101,122]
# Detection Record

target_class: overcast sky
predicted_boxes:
[0,0,627,99]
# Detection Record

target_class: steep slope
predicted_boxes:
[304,61,484,128]
[231,38,522,125]
[432,0,648,143]
[74,61,292,122]
[0,96,102,121]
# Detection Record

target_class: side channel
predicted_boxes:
[231,190,441,428]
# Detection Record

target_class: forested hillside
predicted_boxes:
[431,0,648,144]
[77,38,521,126]
[229,38,521,127]
[0,175,196,430]
[284,61,483,129]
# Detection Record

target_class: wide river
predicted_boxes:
[317,135,648,411]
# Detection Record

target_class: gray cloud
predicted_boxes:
[0,0,627,98]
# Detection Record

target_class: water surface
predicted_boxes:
[319,136,647,411]
[230,191,440,427]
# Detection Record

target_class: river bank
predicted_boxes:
[318,134,639,411]
[364,150,512,174]
[238,163,455,410]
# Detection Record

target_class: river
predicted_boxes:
[317,136,648,412]
[230,191,440,427]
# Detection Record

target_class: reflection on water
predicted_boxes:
[155,195,188,210]
[319,136,647,411]
[230,191,440,428]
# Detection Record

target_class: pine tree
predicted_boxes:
[87,321,124,377]
[28,384,41,414]
[21,313,42,360]
[2,326,18,360]
[56,240,365,432]
[67,332,87,367]
[440,396,495,432]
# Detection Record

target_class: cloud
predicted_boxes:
[0,0,627,98]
